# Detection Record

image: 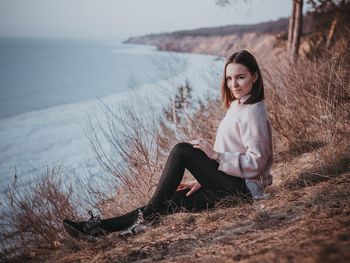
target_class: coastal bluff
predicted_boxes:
[124,18,289,57]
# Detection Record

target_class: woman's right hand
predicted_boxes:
[176,180,202,197]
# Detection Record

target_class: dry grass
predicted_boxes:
[85,97,196,215]
[265,52,349,150]
[40,172,350,263]
[0,168,78,262]
[263,49,350,183]
[84,81,224,217]
[1,39,350,262]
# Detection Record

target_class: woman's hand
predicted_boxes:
[176,180,202,197]
[189,139,219,160]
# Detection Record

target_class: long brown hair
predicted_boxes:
[221,50,264,110]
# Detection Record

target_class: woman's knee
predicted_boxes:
[170,142,192,157]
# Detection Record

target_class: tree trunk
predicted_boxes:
[287,1,296,53]
[326,14,339,49]
[326,0,345,49]
[289,0,303,61]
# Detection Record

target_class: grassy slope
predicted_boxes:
[14,16,350,263]
[45,156,350,263]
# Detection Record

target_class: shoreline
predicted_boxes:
[0,48,222,193]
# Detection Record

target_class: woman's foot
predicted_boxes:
[63,210,106,242]
[119,208,159,237]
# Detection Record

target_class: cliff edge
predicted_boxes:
[124,18,289,57]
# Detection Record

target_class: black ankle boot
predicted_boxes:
[63,210,106,242]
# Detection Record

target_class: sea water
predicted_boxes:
[0,38,223,194]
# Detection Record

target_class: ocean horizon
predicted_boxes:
[0,38,173,119]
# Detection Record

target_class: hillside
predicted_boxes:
[124,18,289,57]
[37,156,350,263]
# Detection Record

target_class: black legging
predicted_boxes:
[101,142,251,233]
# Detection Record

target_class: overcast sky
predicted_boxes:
[0,0,293,40]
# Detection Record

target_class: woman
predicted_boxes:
[63,50,273,241]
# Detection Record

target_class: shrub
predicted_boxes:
[264,49,350,188]
[0,168,78,261]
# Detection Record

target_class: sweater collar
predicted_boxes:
[235,94,251,104]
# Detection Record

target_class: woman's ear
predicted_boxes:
[253,72,258,83]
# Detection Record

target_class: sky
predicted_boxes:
[0,0,293,40]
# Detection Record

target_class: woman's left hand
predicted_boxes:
[189,139,219,160]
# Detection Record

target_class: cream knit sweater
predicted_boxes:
[214,95,273,199]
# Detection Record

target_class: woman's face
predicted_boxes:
[225,63,257,99]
